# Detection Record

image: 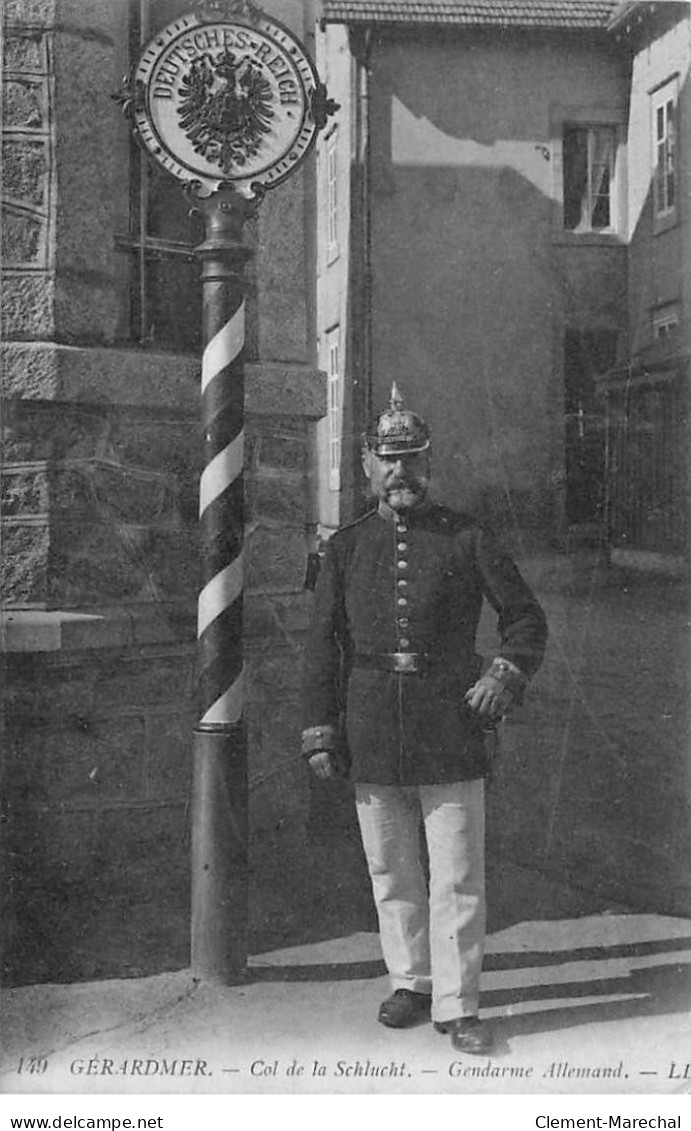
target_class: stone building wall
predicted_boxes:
[0,0,342,986]
[0,345,330,984]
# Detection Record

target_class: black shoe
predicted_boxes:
[434,1016,494,1054]
[378,989,432,1028]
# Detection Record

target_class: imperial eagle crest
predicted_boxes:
[177,49,275,173]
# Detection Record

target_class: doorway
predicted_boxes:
[564,330,617,527]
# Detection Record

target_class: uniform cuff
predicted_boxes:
[487,657,528,700]
[301,724,338,758]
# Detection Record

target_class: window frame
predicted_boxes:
[325,129,339,265]
[115,0,203,352]
[650,76,679,235]
[326,324,342,491]
[562,123,618,235]
[550,104,626,245]
[651,302,680,341]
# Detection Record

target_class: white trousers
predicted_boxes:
[355,780,486,1024]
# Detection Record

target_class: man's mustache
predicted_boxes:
[386,475,424,489]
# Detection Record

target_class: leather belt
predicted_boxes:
[354,652,434,674]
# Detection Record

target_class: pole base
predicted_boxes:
[191,723,248,985]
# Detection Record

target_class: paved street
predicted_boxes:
[2,912,691,1096]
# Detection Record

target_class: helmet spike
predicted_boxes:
[364,383,430,456]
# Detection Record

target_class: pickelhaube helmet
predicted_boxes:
[364,383,431,457]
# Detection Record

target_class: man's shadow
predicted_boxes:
[250,924,691,1043]
[481,934,691,1040]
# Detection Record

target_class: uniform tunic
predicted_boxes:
[302,501,547,785]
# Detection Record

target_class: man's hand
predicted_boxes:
[308,750,347,781]
[464,675,514,720]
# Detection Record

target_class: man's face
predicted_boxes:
[362,448,431,512]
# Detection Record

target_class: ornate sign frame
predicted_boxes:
[117,0,336,197]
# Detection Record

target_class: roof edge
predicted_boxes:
[318,2,620,32]
[608,0,691,31]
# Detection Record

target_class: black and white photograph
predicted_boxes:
[1,0,690,1113]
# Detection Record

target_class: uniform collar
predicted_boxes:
[376,498,433,523]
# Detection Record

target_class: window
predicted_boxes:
[652,303,680,340]
[326,326,341,490]
[116,0,204,353]
[326,133,339,262]
[563,125,617,232]
[652,79,678,229]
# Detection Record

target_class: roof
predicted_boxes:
[320,0,622,28]
[607,0,640,25]
[608,1,690,32]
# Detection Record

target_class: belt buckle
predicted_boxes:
[393,652,419,673]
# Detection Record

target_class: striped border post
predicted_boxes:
[187,182,257,984]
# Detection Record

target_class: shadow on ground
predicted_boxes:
[244,923,691,1048]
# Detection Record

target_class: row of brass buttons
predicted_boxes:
[396,522,410,648]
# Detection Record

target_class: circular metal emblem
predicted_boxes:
[131,11,321,195]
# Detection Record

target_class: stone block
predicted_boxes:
[0,523,49,605]
[245,590,311,644]
[1,209,46,266]
[1,402,106,462]
[3,32,46,73]
[110,417,200,478]
[47,518,197,606]
[257,415,309,441]
[48,521,152,604]
[52,34,128,283]
[256,169,309,362]
[247,699,303,810]
[53,410,109,461]
[0,344,198,406]
[58,612,132,650]
[2,805,102,985]
[131,602,196,647]
[1,138,49,208]
[1,404,49,461]
[2,687,50,735]
[49,808,100,882]
[1,466,49,516]
[53,275,122,347]
[142,527,199,600]
[1,275,54,340]
[0,610,105,652]
[0,344,325,420]
[3,801,190,985]
[2,78,47,130]
[4,0,56,24]
[145,712,194,800]
[255,433,307,471]
[247,651,303,703]
[98,419,200,527]
[47,464,96,516]
[55,0,120,31]
[5,715,147,804]
[249,760,308,834]
[249,472,307,525]
[245,525,307,593]
[97,802,190,880]
[35,664,96,721]
[245,364,327,419]
[91,652,196,711]
[52,461,179,524]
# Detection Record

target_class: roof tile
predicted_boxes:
[321,0,622,29]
